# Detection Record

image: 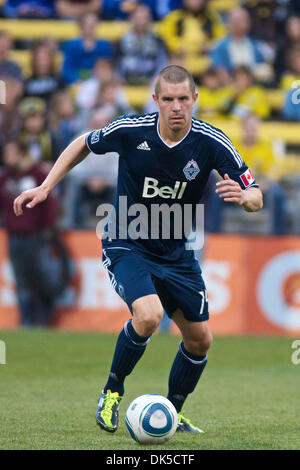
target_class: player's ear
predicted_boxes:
[193,92,198,104]
[152,93,159,106]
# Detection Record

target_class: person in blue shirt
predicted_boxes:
[61,12,114,85]
[101,0,182,20]
[143,0,182,20]
[282,87,300,121]
[3,0,56,18]
[211,7,266,84]
[14,65,263,434]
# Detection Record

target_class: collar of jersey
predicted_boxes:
[156,118,192,149]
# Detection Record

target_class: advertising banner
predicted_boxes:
[0,230,299,336]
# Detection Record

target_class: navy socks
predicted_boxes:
[104,325,207,411]
[167,341,207,412]
[104,320,150,396]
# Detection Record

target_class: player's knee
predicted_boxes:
[185,330,213,356]
[142,309,164,335]
[201,330,213,353]
[133,306,164,336]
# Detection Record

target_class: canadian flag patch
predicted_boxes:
[240,168,255,188]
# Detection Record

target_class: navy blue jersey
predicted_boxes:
[86,112,258,260]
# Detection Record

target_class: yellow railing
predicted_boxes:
[0,19,130,41]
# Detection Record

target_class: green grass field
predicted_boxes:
[0,329,299,450]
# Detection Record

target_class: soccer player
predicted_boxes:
[13,66,263,434]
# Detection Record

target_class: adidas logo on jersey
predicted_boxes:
[137,141,151,151]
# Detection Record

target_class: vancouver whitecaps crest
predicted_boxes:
[183,159,200,181]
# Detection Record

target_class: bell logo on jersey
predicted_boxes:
[240,168,255,188]
[142,177,187,199]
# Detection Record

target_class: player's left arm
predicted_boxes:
[212,132,263,212]
[215,173,263,212]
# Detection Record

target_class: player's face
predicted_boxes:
[153,79,197,133]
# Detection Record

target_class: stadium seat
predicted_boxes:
[7,50,285,114]
[10,49,63,78]
[123,86,150,109]
[0,19,130,41]
[208,119,300,146]
[210,0,239,11]
[266,89,285,111]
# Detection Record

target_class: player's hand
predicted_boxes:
[13,186,48,216]
[215,173,245,206]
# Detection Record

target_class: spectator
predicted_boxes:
[76,58,131,118]
[234,115,286,234]
[243,0,288,45]
[224,66,270,120]
[280,45,300,89]
[102,0,182,20]
[92,80,134,119]
[211,7,270,84]
[49,91,81,158]
[207,114,286,235]
[0,79,23,165]
[18,97,54,164]
[0,140,62,326]
[141,0,182,20]
[197,67,232,120]
[160,0,226,76]
[61,12,114,85]
[116,4,168,86]
[282,84,300,121]
[24,40,64,105]
[274,17,300,85]
[56,0,102,20]
[101,0,137,19]
[0,31,24,162]
[0,31,23,83]
[3,0,56,18]
[235,115,277,176]
[289,0,300,15]
[41,36,60,56]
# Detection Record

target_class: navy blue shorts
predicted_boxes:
[102,246,209,323]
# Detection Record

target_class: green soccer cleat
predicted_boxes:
[96,390,122,433]
[176,412,205,433]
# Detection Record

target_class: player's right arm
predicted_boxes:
[14,133,90,216]
[14,118,125,216]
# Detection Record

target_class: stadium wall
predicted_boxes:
[0,230,299,336]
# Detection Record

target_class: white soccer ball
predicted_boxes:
[125,394,178,444]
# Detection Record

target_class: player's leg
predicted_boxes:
[167,310,212,433]
[154,257,212,432]
[172,309,212,356]
[103,293,163,397]
[131,293,164,336]
[97,248,163,432]
[97,293,163,433]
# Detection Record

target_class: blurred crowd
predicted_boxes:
[1,0,300,236]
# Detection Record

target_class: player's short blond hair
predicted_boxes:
[154,65,196,97]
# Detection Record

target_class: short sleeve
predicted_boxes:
[213,131,259,190]
[86,121,124,155]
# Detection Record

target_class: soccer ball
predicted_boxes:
[125,394,178,444]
